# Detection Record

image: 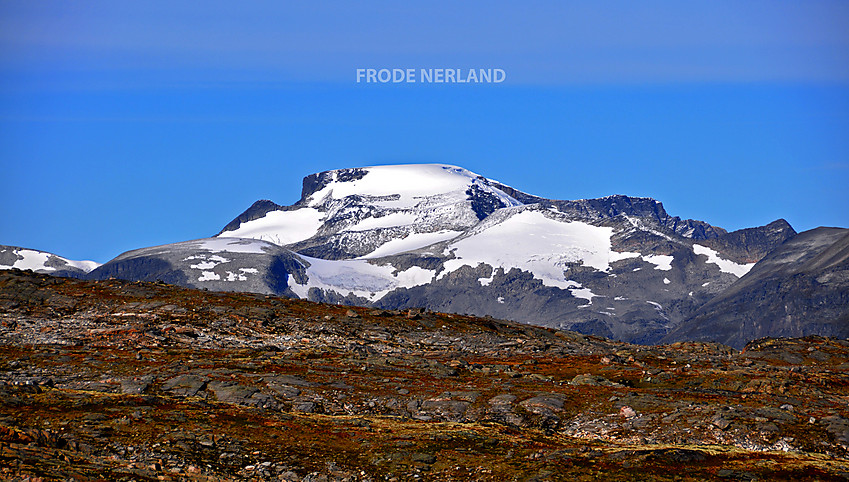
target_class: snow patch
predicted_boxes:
[395,266,436,287]
[478,270,496,286]
[63,259,101,272]
[189,253,232,271]
[693,244,755,277]
[7,250,53,271]
[0,248,100,273]
[190,260,219,270]
[609,251,640,263]
[307,164,519,210]
[663,278,671,285]
[642,254,673,271]
[222,268,257,282]
[570,287,597,303]
[198,271,220,282]
[197,238,274,254]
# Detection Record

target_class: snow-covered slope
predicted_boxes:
[0,245,100,276]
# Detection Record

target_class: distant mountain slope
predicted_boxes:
[87,238,306,296]
[0,245,100,277]
[664,227,849,348]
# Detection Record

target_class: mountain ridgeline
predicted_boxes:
[3,164,845,348]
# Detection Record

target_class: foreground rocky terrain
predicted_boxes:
[1,269,848,481]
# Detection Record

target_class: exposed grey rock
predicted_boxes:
[206,380,259,405]
[162,374,208,397]
[519,394,567,418]
[265,382,300,398]
[120,376,154,394]
[570,373,624,388]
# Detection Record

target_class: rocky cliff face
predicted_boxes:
[664,227,849,348]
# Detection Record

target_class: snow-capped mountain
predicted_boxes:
[0,245,100,276]
[19,163,842,346]
[205,164,796,343]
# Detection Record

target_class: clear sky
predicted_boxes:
[1,1,848,262]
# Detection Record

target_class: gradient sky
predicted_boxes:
[1,1,848,262]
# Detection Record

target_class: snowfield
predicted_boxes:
[439,210,613,289]
[359,230,462,259]
[288,255,436,301]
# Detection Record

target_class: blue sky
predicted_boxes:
[1,1,848,262]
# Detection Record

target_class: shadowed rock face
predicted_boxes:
[664,227,849,349]
[705,219,798,263]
